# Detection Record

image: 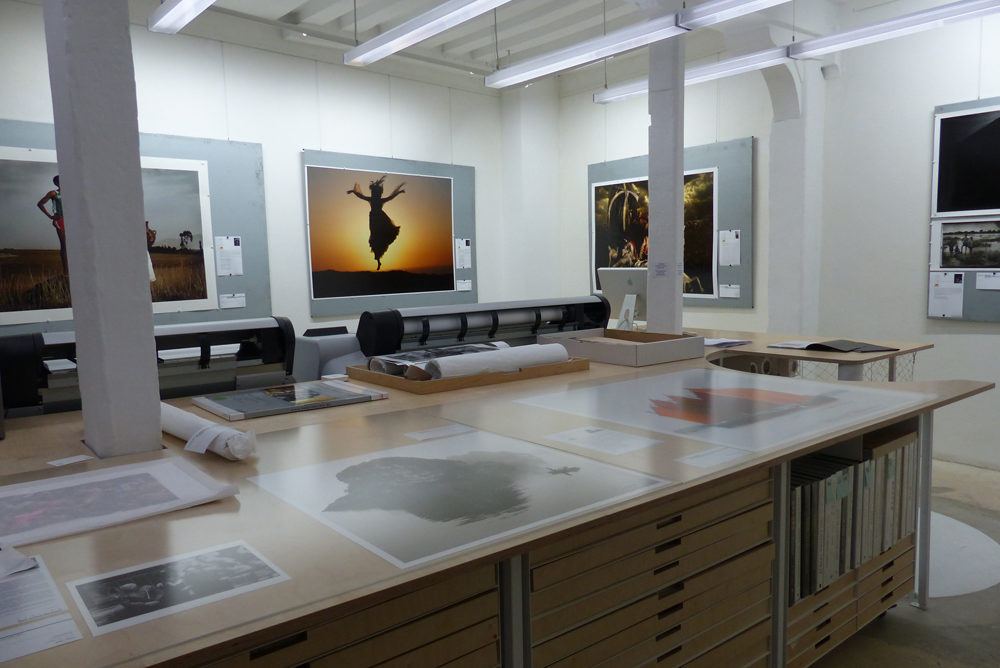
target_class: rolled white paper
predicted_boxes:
[424,343,569,379]
[160,402,256,461]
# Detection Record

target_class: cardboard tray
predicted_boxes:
[345,357,590,395]
[538,328,704,366]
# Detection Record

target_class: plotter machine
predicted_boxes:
[0,317,295,418]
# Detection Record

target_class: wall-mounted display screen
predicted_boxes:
[933,104,1000,217]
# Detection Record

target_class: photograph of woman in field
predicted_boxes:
[306,165,455,299]
[0,148,213,320]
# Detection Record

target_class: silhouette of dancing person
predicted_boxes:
[346,175,405,270]
[37,175,68,277]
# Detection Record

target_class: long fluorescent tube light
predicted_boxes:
[594,0,1000,103]
[789,0,1000,59]
[684,46,789,85]
[345,0,516,66]
[485,0,792,89]
[148,0,216,34]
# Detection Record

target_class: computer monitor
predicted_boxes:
[597,267,647,329]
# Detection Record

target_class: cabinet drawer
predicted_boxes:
[531,541,773,642]
[786,600,855,662]
[857,577,913,629]
[311,590,498,667]
[681,618,771,668]
[530,470,771,565]
[787,570,855,640]
[535,576,770,667]
[856,533,914,580]
[856,548,914,598]
[218,565,497,668]
[787,613,856,668]
[531,515,771,614]
[531,503,771,591]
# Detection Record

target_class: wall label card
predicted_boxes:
[719,229,741,266]
[975,272,1000,290]
[928,271,964,318]
[214,236,244,276]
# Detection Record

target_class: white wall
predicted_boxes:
[0,0,506,334]
[821,14,1000,468]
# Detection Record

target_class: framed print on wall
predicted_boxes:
[591,169,718,298]
[932,102,1000,218]
[302,150,477,317]
[0,146,217,326]
[588,136,753,309]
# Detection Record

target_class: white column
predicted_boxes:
[42,0,161,457]
[645,37,685,334]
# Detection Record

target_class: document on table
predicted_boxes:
[0,556,81,661]
[704,338,752,348]
[928,271,964,318]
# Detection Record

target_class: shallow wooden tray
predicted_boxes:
[346,357,590,394]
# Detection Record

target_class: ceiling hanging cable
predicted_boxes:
[602,0,608,89]
[353,0,358,45]
[493,8,501,69]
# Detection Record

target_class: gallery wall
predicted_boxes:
[820,10,1000,469]
[0,0,507,334]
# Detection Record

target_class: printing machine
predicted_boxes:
[0,317,295,418]
[355,295,610,357]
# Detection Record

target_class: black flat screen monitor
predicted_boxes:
[934,104,1000,216]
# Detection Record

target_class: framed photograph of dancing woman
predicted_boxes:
[302,151,477,317]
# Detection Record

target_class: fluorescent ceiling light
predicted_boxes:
[345,0,516,66]
[593,78,649,103]
[789,0,1000,59]
[684,46,789,85]
[148,0,216,34]
[679,0,792,29]
[486,0,793,89]
[594,0,1000,103]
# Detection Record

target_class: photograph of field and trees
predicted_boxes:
[306,165,455,299]
[592,169,717,296]
[940,220,1000,269]
[0,153,210,316]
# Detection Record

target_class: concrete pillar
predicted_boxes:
[42,0,161,457]
[645,37,685,334]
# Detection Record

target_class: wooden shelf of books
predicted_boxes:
[786,419,918,667]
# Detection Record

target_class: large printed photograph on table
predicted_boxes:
[0,146,216,326]
[306,165,455,298]
[592,170,718,297]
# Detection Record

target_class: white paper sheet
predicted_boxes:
[546,427,660,455]
[454,238,472,269]
[0,459,238,547]
[0,556,65,629]
[46,455,94,467]
[214,236,244,276]
[457,279,473,291]
[719,230,741,266]
[928,271,964,318]
[975,272,1000,290]
[0,614,81,662]
[719,284,741,298]
[219,293,247,309]
[161,402,256,460]
[0,544,36,579]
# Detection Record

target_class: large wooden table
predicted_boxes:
[0,345,990,667]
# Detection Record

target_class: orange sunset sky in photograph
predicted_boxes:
[307,166,455,273]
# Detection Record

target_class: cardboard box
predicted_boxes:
[346,357,590,394]
[538,328,704,366]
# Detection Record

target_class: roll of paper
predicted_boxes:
[424,343,569,379]
[160,402,256,461]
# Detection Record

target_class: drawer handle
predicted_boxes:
[654,560,680,575]
[656,644,684,662]
[815,618,831,632]
[249,631,308,660]
[658,603,683,620]
[881,559,896,572]
[655,538,682,553]
[881,591,894,603]
[657,514,683,530]
[812,600,830,615]
[815,635,832,649]
[658,582,684,599]
[880,576,895,588]
[656,624,682,640]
